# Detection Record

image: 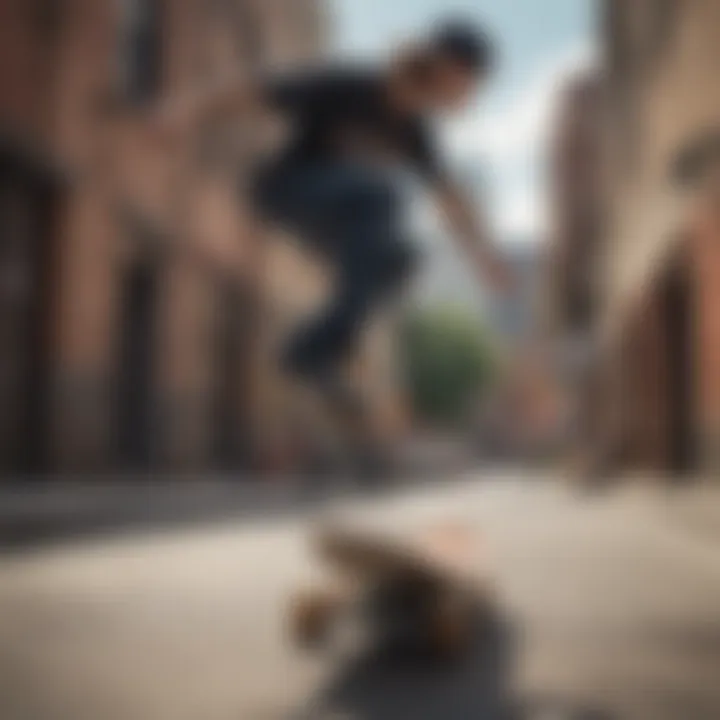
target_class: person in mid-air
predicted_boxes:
[159,19,511,476]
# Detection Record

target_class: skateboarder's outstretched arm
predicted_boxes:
[432,178,513,293]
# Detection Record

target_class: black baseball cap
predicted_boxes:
[430,20,496,74]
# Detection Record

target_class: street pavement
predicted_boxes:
[0,474,719,720]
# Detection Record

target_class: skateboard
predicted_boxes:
[289,521,491,659]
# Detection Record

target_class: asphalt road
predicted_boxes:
[0,475,719,720]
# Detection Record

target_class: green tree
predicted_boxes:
[400,305,495,427]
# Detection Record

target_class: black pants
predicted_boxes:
[256,161,418,376]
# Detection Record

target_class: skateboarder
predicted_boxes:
[157,19,510,473]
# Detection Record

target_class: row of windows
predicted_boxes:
[605,0,680,174]
[118,0,265,105]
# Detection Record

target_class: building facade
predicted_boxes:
[0,0,402,477]
[595,0,719,476]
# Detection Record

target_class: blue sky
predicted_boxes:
[329,0,597,242]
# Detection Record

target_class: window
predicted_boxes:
[650,0,679,66]
[200,0,263,77]
[33,0,62,37]
[605,1,641,174]
[671,130,720,188]
[232,0,264,70]
[119,0,163,104]
[194,0,265,173]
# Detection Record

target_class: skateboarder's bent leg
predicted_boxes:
[281,175,417,378]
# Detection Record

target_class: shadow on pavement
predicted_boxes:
[291,608,615,720]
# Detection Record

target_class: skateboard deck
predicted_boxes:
[290,520,491,658]
[316,522,483,588]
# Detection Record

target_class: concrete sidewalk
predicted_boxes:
[657,481,720,543]
[1,475,719,720]
[595,476,720,545]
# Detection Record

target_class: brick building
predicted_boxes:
[550,1,720,478]
[547,73,603,341]
[544,72,604,468]
[0,0,401,477]
[600,0,720,476]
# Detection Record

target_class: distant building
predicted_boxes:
[546,73,603,342]
[543,71,604,469]
[486,242,543,346]
[0,0,402,477]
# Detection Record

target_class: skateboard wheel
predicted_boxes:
[289,590,338,648]
[431,593,472,658]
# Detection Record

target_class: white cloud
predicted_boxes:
[495,188,548,240]
[440,38,599,242]
[444,39,598,165]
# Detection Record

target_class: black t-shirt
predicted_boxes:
[264,66,445,183]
